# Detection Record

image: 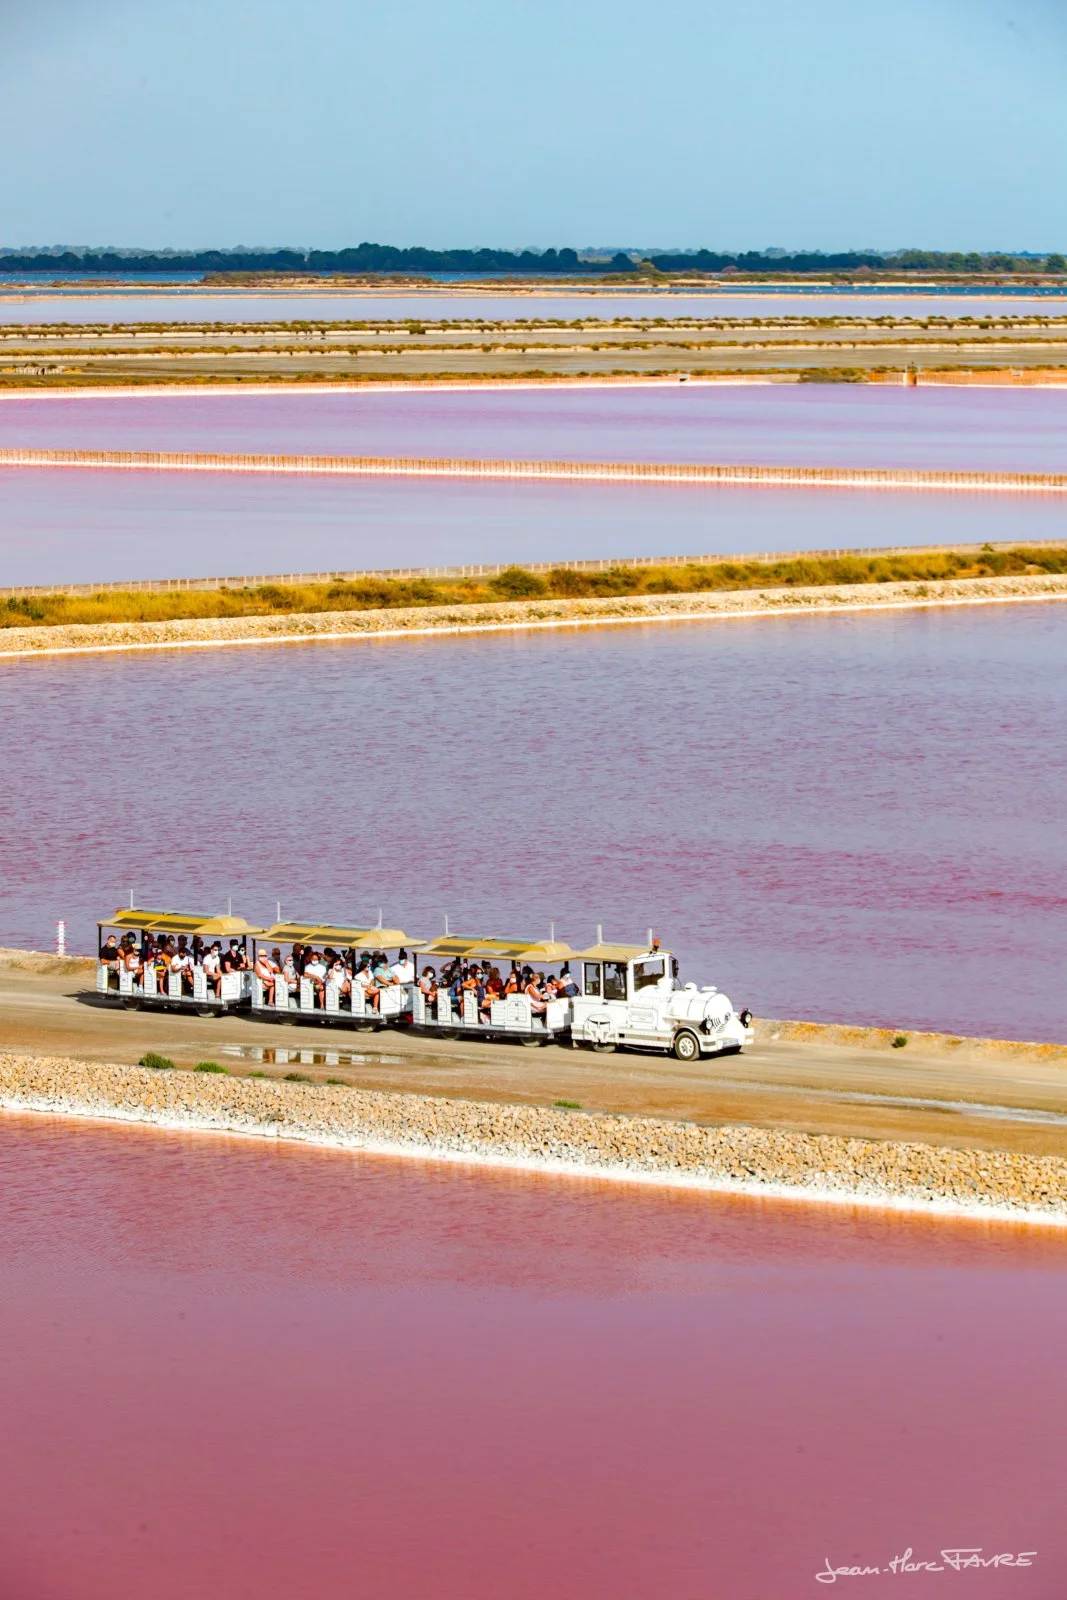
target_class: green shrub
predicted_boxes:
[891,1035,908,1049]
[283,1071,312,1082]
[194,1060,228,1073]
[797,367,867,383]
[139,1051,174,1070]
[554,1099,581,1109]
[490,566,548,599]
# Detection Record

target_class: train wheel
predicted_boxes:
[672,1029,701,1062]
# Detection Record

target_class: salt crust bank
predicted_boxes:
[4,1054,1067,1226]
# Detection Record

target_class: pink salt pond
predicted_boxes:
[0,1112,1063,1599]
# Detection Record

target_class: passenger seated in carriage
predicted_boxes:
[222,939,248,974]
[328,953,351,998]
[392,948,415,983]
[478,966,505,1021]
[525,972,548,1015]
[116,934,141,986]
[203,940,224,997]
[253,946,277,1004]
[170,939,195,994]
[303,949,328,1004]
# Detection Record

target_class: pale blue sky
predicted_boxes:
[2,0,1065,251]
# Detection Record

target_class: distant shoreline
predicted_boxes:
[3,279,1067,302]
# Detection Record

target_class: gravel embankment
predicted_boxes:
[2,574,1066,658]
[4,1052,1067,1224]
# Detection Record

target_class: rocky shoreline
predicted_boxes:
[3,1051,1067,1225]
[2,573,1066,659]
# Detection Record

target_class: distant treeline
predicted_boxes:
[0,244,1064,276]
[0,245,631,276]
[644,249,1067,274]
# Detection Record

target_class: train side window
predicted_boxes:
[604,961,627,1001]
[633,958,665,992]
[583,963,602,998]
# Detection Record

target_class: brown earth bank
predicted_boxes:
[2,574,1065,659]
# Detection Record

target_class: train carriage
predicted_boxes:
[96,908,262,1015]
[412,934,577,1045]
[250,922,424,1027]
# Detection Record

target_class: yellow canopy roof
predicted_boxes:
[102,908,263,937]
[573,943,662,962]
[259,922,423,949]
[420,934,575,961]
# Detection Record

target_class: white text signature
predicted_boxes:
[816,1549,1037,1583]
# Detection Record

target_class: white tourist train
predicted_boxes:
[96,909,752,1059]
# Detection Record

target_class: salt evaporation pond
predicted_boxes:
[2,288,1067,322]
[4,383,1067,470]
[4,471,1067,586]
[0,1112,1062,1599]
[2,607,1064,1042]
[3,385,1067,584]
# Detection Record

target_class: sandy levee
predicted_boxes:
[2,574,1067,661]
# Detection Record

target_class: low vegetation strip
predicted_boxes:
[1,574,1065,659]
[6,447,1067,494]
[3,1051,1067,1222]
[3,547,1066,631]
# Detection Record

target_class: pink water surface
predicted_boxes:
[1,1111,1064,1600]
[4,386,1067,586]
[2,607,1064,1041]
[4,469,1067,586]
[4,384,1067,471]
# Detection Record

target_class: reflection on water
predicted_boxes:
[220,1044,405,1067]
